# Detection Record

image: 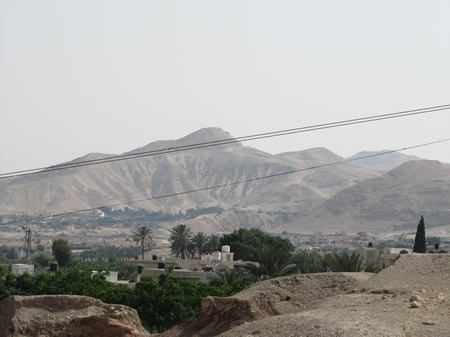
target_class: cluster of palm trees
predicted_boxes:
[169,224,221,260]
[131,225,221,261]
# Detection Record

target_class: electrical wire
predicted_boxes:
[1,104,448,179]
[3,136,449,226]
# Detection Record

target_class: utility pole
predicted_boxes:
[22,226,32,264]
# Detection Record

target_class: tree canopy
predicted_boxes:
[51,239,72,267]
[220,228,294,262]
[413,215,426,253]
[191,232,208,260]
[169,224,192,259]
[132,226,153,259]
[0,268,251,332]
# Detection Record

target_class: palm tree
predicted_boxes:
[241,246,297,279]
[169,224,192,259]
[191,232,208,260]
[216,268,250,285]
[322,251,363,272]
[205,234,221,253]
[186,241,197,260]
[132,226,153,260]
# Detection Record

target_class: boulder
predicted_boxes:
[0,295,151,337]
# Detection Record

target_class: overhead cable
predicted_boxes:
[3,136,449,226]
[0,104,448,179]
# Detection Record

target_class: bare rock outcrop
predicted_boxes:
[0,295,150,337]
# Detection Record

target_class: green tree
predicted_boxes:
[241,246,297,279]
[51,239,72,267]
[426,236,441,246]
[6,247,18,260]
[413,215,426,253]
[169,224,192,259]
[32,253,52,269]
[205,234,221,253]
[132,226,153,259]
[292,251,326,274]
[321,251,363,272]
[191,232,208,260]
[220,228,294,261]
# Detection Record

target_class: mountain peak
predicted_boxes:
[130,127,239,154]
[177,127,235,146]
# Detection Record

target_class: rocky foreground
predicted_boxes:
[1,254,449,337]
[159,254,450,337]
[0,295,150,337]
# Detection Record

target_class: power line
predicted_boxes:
[1,104,448,179]
[3,136,449,226]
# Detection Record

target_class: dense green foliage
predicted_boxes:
[241,246,298,279]
[0,246,24,263]
[51,239,73,267]
[413,216,426,253]
[426,236,441,246]
[321,251,363,272]
[220,228,295,262]
[0,268,251,332]
[73,260,137,280]
[292,250,364,273]
[291,251,325,274]
[32,253,53,269]
[375,240,413,250]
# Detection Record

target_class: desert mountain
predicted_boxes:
[281,160,450,233]
[347,150,421,171]
[0,128,376,222]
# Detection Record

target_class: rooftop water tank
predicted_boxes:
[50,262,58,272]
[221,245,230,253]
[212,251,221,261]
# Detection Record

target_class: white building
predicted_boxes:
[11,264,35,276]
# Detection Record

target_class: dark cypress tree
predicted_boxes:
[413,215,426,253]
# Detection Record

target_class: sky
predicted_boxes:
[1,1,450,174]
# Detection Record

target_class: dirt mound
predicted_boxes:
[220,289,450,337]
[0,295,150,337]
[219,254,450,337]
[158,272,374,337]
[160,255,450,337]
[360,254,450,292]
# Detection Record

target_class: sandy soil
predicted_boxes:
[159,254,450,337]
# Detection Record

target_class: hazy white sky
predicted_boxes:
[1,1,449,174]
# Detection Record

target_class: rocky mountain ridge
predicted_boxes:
[1,127,448,233]
[280,160,450,233]
[0,128,376,218]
